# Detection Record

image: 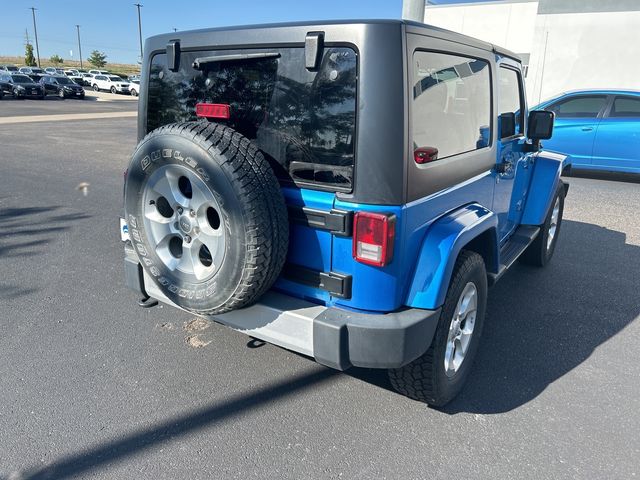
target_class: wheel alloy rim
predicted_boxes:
[444,282,478,378]
[547,197,560,251]
[142,165,226,283]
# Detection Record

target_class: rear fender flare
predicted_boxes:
[406,203,498,310]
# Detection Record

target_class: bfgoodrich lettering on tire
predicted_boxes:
[388,251,487,407]
[124,121,288,315]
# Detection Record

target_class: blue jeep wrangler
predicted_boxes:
[122,20,567,406]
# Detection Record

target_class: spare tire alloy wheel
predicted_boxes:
[125,121,288,315]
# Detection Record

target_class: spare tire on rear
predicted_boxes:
[124,121,288,315]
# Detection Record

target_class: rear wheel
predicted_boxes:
[131,88,138,97]
[389,251,487,406]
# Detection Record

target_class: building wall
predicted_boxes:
[527,10,640,104]
[424,1,640,105]
[424,1,538,54]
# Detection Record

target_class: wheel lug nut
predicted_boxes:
[177,206,183,214]
[184,235,191,244]
[174,222,179,229]
[190,210,195,217]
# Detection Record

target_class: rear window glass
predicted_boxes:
[611,96,640,117]
[147,47,357,192]
[547,96,607,118]
[12,75,33,83]
[412,51,491,160]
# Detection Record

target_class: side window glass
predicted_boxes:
[412,51,491,161]
[498,67,524,138]
[547,96,607,118]
[610,97,640,118]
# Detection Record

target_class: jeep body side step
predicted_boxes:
[487,225,540,285]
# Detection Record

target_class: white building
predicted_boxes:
[424,0,640,105]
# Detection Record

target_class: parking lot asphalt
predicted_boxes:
[0,110,639,479]
[0,95,137,118]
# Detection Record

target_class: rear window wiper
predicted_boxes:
[193,52,281,70]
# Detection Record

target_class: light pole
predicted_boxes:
[76,25,83,69]
[134,3,143,62]
[402,0,425,22]
[29,7,41,67]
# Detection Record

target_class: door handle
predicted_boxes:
[581,127,594,131]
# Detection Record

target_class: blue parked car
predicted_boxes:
[535,90,640,174]
[121,21,567,406]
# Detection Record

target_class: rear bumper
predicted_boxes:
[124,243,440,370]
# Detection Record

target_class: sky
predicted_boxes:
[1,0,408,65]
[1,0,499,65]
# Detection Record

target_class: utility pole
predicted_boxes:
[173,28,177,32]
[134,3,144,62]
[29,7,41,67]
[402,0,426,22]
[76,25,83,69]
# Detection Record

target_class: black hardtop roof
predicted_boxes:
[149,19,520,61]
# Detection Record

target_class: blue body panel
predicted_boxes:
[405,204,498,310]
[273,187,334,304]
[535,90,640,174]
[333,171,495,312]
[520,151,566,226]
[591,117,640,173]
[275,160,560,313]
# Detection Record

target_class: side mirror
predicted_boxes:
[499,112,516,139]
[414,146,439,164]
[528,110,554,140]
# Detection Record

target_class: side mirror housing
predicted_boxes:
[528,110,554,141]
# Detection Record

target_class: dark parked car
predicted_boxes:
[0,73,44,99]
[40,75,85,99]
[0,65,19,72]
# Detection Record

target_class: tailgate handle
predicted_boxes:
[167,40,180,72]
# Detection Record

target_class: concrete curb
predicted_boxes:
[0,111,137,125]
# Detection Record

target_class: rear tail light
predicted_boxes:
[353,212,395,267]
[196,103,230,119]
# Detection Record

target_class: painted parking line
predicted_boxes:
[0,111,137,125]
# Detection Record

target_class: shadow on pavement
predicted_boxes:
[350,220,640,413]
[566,169,640,184]
[0,206,90,299]
[18,368,337,480]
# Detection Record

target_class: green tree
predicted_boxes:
[25,43,36,67]
[88,50,107,68]
[50,54,64,65]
